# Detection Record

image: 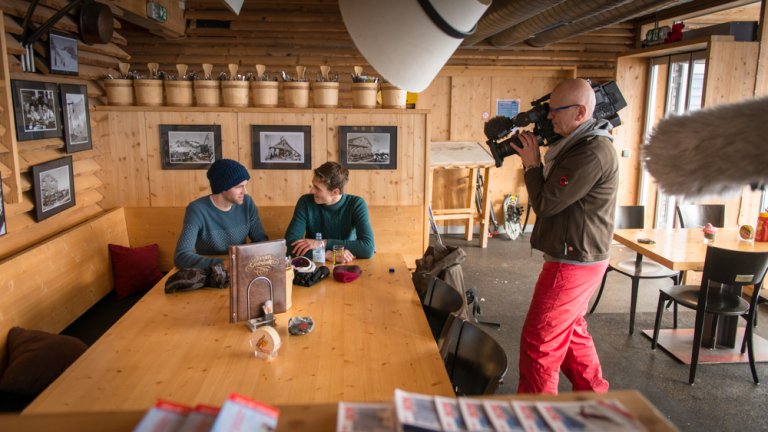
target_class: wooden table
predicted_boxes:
[613,228,768,364]
[5,390,677,431]
[429,141,496,248]
[24,253,453,414]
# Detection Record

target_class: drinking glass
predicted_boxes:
[333,245,345,266]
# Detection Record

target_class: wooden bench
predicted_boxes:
[0,205,426,364]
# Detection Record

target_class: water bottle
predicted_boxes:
[312,233,325,263]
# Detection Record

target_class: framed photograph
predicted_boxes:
[0,182,7,237]
[10,80,62,141]
[160,125,222,170]
[338,126,397,170]
[31,156,76,222]
[48,30,79,75]
[60,84,92,153]
[251,125,311,170]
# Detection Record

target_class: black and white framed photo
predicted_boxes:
[31,156,76,222]
[60,84,92,153]
[11,80,62,141]
[338,126,397,170]
[48,30,79,75]
[251,125,311,170]
[0,182,7,237]
[160,124,222,169]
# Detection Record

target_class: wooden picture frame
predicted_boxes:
[251,125,311,170]
[31,156,76,222]
[338,126,397,170]
[160,124,222,170]
[60,84,92,153]
[48,30,79,75]
[0,182,6,237]
[10,80,62,142]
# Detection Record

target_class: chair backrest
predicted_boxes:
[422,277,464,340]
[438,313,508,395]
[701,246,768,289]
[614,205,645,229]
[676,204,725,228]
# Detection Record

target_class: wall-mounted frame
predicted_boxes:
[10,80,62,141]
[338,126,397,170]
[60,84,92,153]
[48,30,79,75]
[0,182,7,237]
[251,125,311,170]
[31,156,76,222]
[160,124,222,170]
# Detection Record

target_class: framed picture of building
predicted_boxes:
[48,30,79,75]
[338,126,397,170]
[0,183,7,236]
[31,156,76,222]
[160,125,222,169]
[10,80,62,141]
[251,125,311,170]
[60,84,92,153]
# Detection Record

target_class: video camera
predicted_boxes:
[484,81,627,167]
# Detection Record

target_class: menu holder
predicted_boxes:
[229,239,287,323]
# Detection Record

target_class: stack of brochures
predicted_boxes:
[132,393,279,432]
[336,389,647,432]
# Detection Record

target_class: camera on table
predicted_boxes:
[484,81,627,167]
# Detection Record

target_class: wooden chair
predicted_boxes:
[651,246,768,384]
[676,204,725,228]
[438,313,508,395]
[589,206,679,335]
[421,276,464,341]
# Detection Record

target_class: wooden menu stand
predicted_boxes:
[429,141,496,248]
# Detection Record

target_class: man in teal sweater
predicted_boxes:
[285,161,374,263]
[174,159,268,269]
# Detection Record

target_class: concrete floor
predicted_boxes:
[435,233,768,432]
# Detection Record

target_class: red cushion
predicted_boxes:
[108,243,163,299]
[0,327,87,395]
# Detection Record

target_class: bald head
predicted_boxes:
[552,79,595,118]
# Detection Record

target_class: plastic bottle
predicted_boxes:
[312,233,326,263]
[756,211,768,242]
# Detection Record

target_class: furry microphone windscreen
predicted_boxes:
[643,96,768,198]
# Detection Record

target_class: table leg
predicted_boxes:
[479,167,492,248]
[465,167,477,242]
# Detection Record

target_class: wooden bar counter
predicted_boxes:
[24,253,453,414]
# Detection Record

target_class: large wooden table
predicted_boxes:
[5,390,678,431]
[613,228,768,364]
[24,253,453,414]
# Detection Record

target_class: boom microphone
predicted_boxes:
[643,96,768,197]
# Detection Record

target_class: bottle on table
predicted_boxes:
[313,233,326,263]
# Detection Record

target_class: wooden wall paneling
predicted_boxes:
[755,0,768,96]
[237,111,325,206]
[702,41,759,107]
[145,111,238,206]
[415,75,451,141]
[326,112,426,207]
[614,57,649,208]
[93,110,150,208]
[0,11,21,203]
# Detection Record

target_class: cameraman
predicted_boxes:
[511,78,617,394]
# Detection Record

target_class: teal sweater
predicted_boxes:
[284,194,375,259]
[174,195,268,268]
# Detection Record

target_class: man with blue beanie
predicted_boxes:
[173,159,268,270]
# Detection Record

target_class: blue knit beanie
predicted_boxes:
[207,159,250,194]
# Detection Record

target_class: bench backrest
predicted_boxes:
[0,208,129,364]
[124,205,424,272]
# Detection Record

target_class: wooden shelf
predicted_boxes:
[93,105,429,113]
[619,35,735,59]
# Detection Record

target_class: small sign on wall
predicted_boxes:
[496,99,520,119]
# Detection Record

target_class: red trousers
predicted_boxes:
[518,260,610,394]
